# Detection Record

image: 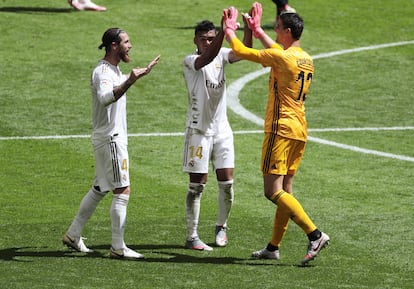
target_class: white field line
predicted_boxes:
[227,40,414,125]
[1,127,413,162]
[1,42,413,162]
[1,126,413,141]
[308,136,414,162]
[236,128,414,163]
[226,41,414,163]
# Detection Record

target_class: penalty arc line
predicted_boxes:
[307,136,414,162]
[226,40,414,162]
[1,43,413,162]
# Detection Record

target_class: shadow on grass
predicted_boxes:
[0,247,105,262]
[0,245,308,267]
[0,6,73,14]
[177,23,275,31]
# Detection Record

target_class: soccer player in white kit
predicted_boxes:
[62,28,160,259]
[182,20,251,251]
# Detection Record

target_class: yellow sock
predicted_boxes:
[270,206,290,247]
[269,189,285,204]
[271,190,317,235]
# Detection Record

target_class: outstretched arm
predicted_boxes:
[113,54,161,100]
[257,30,276,49]
[194,29,225,70]
[242,9,253,48]
[228,8,252,63]
[224,7,266,64]
[244,2,275,48]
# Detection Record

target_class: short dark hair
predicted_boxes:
[98,28,124,52]
[194,20,216,36]
[280,13,304,40]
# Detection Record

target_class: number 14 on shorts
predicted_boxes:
[189,145,203,159]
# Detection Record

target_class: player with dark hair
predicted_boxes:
[182,18,252,251]
[223,2,329,265]
[62,28,160,259]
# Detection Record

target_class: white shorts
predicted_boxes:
[183,128,234,174]
[93,140,130,192]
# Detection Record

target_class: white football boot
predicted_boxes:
[62,234,93,253]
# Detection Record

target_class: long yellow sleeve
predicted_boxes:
[229,37,262,63]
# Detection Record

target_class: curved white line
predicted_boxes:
[308,136,414,162]
[227,41,414,162]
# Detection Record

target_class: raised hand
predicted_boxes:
[222,6,240,36]
[243,2,264,38]
[130,54,161,81]
[146,54,161,72]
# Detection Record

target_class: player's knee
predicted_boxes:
[188,182,205,196]
[92,186,108,197]
[218,180,234,201]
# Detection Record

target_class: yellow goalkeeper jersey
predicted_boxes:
[230,38,314,142]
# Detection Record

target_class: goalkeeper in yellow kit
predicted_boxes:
[223,2,330,265]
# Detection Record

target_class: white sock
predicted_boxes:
[185,183,204,240]
[67,187,106,238]
[110,193,129,250]
[217,180,234,227]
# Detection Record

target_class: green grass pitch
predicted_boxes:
[0,0,413,288]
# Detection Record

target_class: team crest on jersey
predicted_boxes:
[188,159,195,167]
[101,79,111,89]
[215,63,222,69]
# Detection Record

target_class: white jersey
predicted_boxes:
[90,60,128,146]
[183,48,231,136]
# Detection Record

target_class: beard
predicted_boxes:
[120,50,130,63]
